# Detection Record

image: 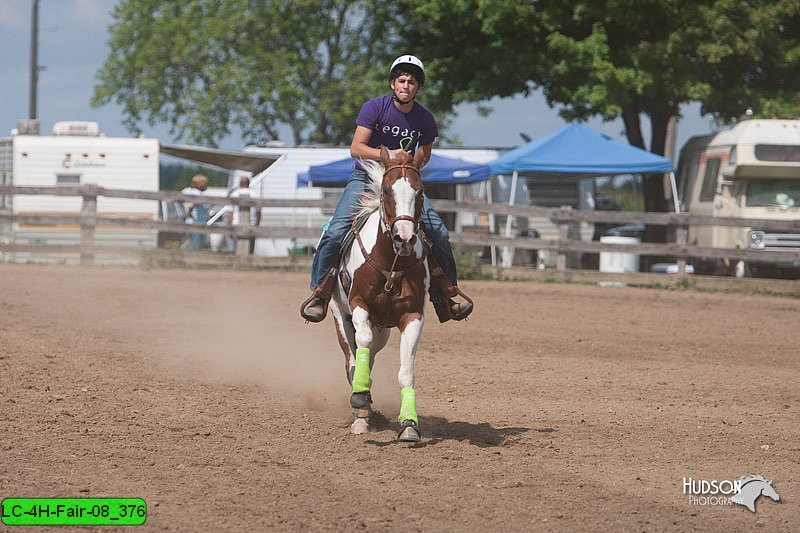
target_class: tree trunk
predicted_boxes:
[643,110,672,214]
[623,107,675,261]
[649,110,670,156]
[622,106,645,149]
[640,110,677,258]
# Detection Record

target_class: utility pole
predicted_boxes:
[29,0,40,119]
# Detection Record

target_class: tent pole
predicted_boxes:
[669,171,680,213]
[455,184,464,233]
[487,179,497,267]
[503,171,518,268]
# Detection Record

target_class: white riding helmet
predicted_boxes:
[390,55,425,86]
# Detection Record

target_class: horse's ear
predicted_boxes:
[412,149,425,169]
[380,146,392,165]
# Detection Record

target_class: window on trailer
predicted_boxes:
[699,158,720,202]
[56,174,81,185]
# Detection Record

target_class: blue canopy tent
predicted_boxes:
[487,123,677,267]
[489,122,673,177]
[487,123,677,213]
[297,153,491,187]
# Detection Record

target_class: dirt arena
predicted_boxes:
[1,264,798,531]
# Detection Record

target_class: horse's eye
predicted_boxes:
[383,187,393,197]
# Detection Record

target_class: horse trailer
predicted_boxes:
[0,121,160,262]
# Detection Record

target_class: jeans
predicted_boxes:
[186,203,210,250]
[310,169,457,288]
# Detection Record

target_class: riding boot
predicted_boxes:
[427,263,474,323]
[300,268,337,322]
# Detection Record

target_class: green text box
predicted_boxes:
[1,498,146,526]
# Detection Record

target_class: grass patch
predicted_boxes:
[453,243,489,280]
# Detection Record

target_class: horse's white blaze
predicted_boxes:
[351,306,372,348]
[392,178,417,243]
[398,317,424,389]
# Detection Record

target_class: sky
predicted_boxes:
[1,0,718,160]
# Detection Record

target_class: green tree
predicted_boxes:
[159,163,228,191]
[92,0,399,147]
[401,0,800,213]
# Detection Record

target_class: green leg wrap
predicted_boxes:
[398,387,418,425]
[352,347,371,393]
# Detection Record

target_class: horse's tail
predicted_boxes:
[356,160,383,218]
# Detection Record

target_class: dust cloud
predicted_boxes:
[153,282,404,414]
[0,266,417,417]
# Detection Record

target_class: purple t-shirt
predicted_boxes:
[355,95,438,155]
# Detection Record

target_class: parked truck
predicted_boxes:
[677,119,800,278]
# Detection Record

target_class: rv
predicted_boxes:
[0,120,159,260]
[677,119,800,278]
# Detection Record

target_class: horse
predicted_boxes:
[730,475,780,512]
[329,146,429,442]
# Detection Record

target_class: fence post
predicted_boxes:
[236,204,251,258]
[676,223,688,276]
[556,207,570,271]
[80,184,98,266]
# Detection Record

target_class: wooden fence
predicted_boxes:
[1,185,799,273]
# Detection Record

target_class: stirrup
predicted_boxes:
[300,292,329,322]
[448,288,474,321]
[430,289,474,323]
[429,267,474,322]
[300,268,337,323]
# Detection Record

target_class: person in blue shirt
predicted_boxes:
[182,174,210,250]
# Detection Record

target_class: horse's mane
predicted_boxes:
[356,160,384,218]
[739,475,768,485]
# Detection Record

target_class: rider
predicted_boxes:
[300,54,473,324]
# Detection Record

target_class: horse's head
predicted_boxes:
[761,480,780,502]
[379,146,425,256]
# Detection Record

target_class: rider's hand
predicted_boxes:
[387,148,406,159]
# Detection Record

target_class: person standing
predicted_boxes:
[226,176,261,254]
[182,174,209,250]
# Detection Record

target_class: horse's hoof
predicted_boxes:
[350,391,372,409]
[351,417,369,435]
[398,421,421,442]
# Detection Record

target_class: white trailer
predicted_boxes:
[0,121,159,259]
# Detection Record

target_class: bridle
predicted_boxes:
[354,161,427,298]
[379,163,423,236]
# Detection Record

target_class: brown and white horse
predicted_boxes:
[329,147,428,442]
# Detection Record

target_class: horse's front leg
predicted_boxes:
[397,313,424,442]
[349,306,375,434]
